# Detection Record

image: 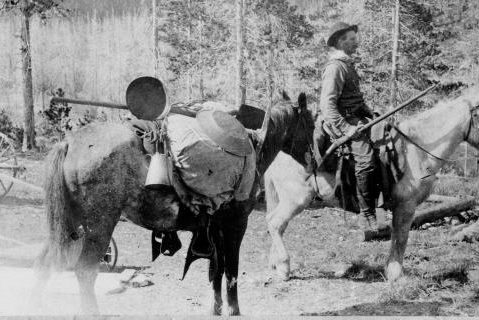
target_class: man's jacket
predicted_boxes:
[319,51,373,134]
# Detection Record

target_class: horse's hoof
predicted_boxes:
[210,305,222,316]
[276,263,290,281]
[386,261,402,282]
[225,305,240,316]
[80,303,100,315]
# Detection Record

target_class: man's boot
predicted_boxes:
[358,210,378,230]
[356,169,378,231]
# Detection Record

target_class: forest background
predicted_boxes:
[1,0,479,173]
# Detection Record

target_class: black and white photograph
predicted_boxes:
[1,0,479,317]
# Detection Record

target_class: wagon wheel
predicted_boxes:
[0,132,20,199]
[100,237,118,271]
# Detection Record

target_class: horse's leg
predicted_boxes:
[266,202,296,280]
[209,222,225,316]
[210,261,224,315]
[76,265,100,314]
[264,175,279,270]
[266,188,312,280]
[29,245,53,311]
[386,200,416,281]
[223,212,248,316]
[74,214,120,314]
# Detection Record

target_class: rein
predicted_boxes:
[391,124,453,163]
[392,104,479,164]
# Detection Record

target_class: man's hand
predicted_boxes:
[345,124,364,139]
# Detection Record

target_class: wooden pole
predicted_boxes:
[49,97,242,118]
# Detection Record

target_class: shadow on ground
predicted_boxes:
[290,261,385,283]
[312,300,447,316]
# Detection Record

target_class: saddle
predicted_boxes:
[314,117,405,212]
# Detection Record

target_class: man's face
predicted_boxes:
[337,30,358,55]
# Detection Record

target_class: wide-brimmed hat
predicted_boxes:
[196,109,252,157]
[326,22,358,47]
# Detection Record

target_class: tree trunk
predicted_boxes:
[235,0,246,106]
[256,14,274,159]
[199,18,205,100]
[187,0,192,101]
[20,2,36,151]
[152,0,160,78]
[389,0,400,113]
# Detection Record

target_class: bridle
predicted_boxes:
[288,108,321,191]
[288,108,314,159]
[464,104,479,142]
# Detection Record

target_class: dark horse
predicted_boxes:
[32,92,314,316]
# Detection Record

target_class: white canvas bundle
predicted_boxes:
[166,114,255,213]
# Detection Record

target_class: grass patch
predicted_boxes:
[434,175,479,197]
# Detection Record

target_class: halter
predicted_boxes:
[464,104,479,141]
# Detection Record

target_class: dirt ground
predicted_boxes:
[1,155,479,316]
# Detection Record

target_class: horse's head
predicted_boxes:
[454,86,479,149]
[280,92,315,167]
[258,91,315,172]
[464,102,479,149]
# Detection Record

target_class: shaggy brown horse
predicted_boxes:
[32,92,314,316]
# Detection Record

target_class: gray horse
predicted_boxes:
[32,92,314,316]
[264,88,479,281]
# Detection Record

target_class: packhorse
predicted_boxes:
[32,91,314,316]
[264,88,479,281]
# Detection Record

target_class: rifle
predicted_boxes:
[317,84,437,168]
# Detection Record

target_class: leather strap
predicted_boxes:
[391,124,453,162]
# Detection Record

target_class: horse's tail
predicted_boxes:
[37,141,83,270]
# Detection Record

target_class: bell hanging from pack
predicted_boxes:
[145,140,173,190]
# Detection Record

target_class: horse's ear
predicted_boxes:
[282,90,291,101]
[298,92,307,111]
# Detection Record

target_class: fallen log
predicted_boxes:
[363,195,476,241]
[426,194,459,203]
[411,196,476,229]
[449,221,479,242]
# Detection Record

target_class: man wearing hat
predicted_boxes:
[318,22,378,230]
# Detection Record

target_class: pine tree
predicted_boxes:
[1,0,67,150]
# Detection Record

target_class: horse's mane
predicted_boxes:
[256,97,299,172]
[269,99,296,136]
